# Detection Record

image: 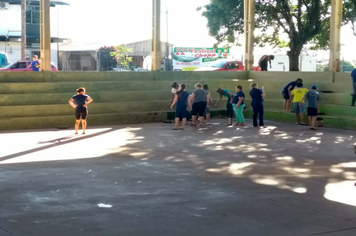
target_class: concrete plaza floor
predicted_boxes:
[1,119,356,236]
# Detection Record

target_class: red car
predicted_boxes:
[0,60,58,72]
[194,60,261,71]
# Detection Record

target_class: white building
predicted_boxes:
[0,0,69,66]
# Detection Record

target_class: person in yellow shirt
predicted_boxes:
[291,82,308,125]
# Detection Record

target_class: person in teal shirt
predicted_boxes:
[215,88,234,124]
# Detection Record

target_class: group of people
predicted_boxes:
[169,81,267,130]
[170,77,321,131]
[282,78,320,130]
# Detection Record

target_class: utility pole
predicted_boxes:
[166,8,169,59]
[151,0,161,71]
[329,0,342,72]
[244,0,255,71]
[40,0,51,71]
[21,0,27,60]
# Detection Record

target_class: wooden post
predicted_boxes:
[40,0,51,71]
[329,0,342,72]
[151,0,161,71]
[244,0,255,71]
[21,0,26,60]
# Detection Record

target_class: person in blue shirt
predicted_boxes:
[68,87,93,135]
[215,88,234,125]
[250,82,266,128]
[232,85,245,126]
[351,68,356,106]
[171,84,191,130]
[282,78,303,112]
[28,55,41,72]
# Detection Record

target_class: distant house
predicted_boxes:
[126,39,174,70]
[0,0,69,66]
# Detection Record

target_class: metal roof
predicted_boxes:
[0,0,69,6]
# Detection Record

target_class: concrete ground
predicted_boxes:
[1,119,356,236]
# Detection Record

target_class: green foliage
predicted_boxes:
[110,44,133,70]
[323,60,355,72]
[343,0,356,36]
[200,0,330,71]
[98,46,117,71]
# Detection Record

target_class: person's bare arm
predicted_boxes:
[269,59,272,68]
[189,94,195,108]
[170,93,175,104]
[227,92,233,104]
[236,97,244,107]
[171,94,178,109]
[83,97,93,107]
[206,92,210,106]
[215,95,222,106]
[68,98,77,108]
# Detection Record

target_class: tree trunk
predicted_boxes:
[287,47,302,71]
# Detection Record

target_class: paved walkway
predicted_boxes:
[1,120,356,236]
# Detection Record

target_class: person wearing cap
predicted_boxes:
[28,55,41,72]
[301,85,320,130]
[351,68,356,106]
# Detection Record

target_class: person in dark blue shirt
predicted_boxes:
[232,85,245,126]
[171,84,191,130]
[69,87,93,135]
[250,82,266,128]
[282,78,303,112]
[351,68,356,106]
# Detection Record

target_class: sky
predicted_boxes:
[58,0,216,46]
[57,0,356,61]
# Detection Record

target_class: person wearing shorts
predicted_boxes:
[282,78,303,112]
[170,84,190,130]
[190,83,209,127]
[203,84,213,125]
[291,82,308,125]
[69,87,93,135]
[258,55,275,71]
[301,85,319,130]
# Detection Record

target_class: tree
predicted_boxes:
[343,0,356,37]
[110,44,133,70]
[98,46,117,71]
[323,60,355,72]
[200,0,330,71]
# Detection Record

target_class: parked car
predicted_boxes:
[0,53,9,68]
[194,60,260,71]
[0,60,58,72]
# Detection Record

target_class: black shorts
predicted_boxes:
[259,62,268,71]
[191,101,207,117]
[75,110,88,120]
[282,90,290,100]
[307,107,318,117]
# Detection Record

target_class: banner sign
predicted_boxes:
[172,47,230,71]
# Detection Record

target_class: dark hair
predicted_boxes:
[176,84,186,96]
[216,88,223,97]
[203,84,209,90]
[269,55,275,60]
[171,81,179,88]
[237,85,243,90]
[296,78,303,83]
[296,82,303,87]
[77,87,85,94]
